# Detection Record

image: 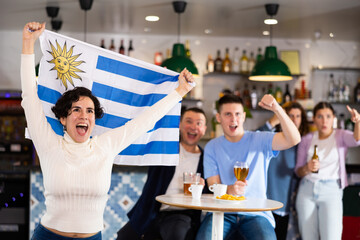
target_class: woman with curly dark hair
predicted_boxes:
[22,22,195,240]
[51,87,104,120]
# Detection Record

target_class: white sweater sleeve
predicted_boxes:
[21,54,60,160]
[98,90,182,157]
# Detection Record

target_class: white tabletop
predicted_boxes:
[156,193,283,212]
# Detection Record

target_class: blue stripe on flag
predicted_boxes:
[46,117,64,136]
[38,85,62,104]
[92,82,166,107]
[119,141,179,155]
[96,113,180,131]
[96,55,178,84]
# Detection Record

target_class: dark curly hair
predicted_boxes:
[51,87,104,120]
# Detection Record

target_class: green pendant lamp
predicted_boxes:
[249,4,292,81]
[161,1,198,75]
[162,43,198,74]
[249,46,292,81]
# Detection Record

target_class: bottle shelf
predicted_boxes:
[204,72,250,77]
[329,101,360,106]
[203,72,305,78]
[312,67,360,72]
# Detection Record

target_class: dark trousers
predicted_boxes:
[273,213,289,240]
[117,210,200,240]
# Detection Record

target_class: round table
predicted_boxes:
[156,193,283,240]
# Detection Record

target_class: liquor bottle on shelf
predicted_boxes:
[333,76,340,102]
[275,86,283,104]
[328,73,335,102]
[256,47,263,63]
[248,51,255,74]
[354,78,360,103]
[232,47,240,73]
[154,52,163,66]
[338,113,345,129]
[206,54,215,73]
[185,40,191,58]
[109,39,116,51]
[250,86,258,109]
[166,48,171,59]
[119,39,125,55]
[128,40,134,57]
[261,87,266,98]
[283,83,292,104]
[214,50,223,72]
[300,79,307,99]
[222,48,232,73]
[338,77,344,102]
[343,78,350,102]
[333,115,338,129]
[242,83,251,109]
[345,118,355,131]
[311,145,319,173]
[267,83,274,96]
[240,50,249,74]
[100,39,105,48]
[234,88,241,97]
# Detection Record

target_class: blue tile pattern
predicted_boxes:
[30,170,147,240]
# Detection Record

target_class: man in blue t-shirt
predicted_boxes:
[195,94,301,240]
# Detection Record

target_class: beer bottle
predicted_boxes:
[311,145,319,173]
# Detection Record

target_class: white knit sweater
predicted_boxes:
[21,54,181,233]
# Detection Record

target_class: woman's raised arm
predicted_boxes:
[22,22,45,54]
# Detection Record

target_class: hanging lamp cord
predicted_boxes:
[177,13,181,43]
[270,24,273,46]
[84,10,87,42]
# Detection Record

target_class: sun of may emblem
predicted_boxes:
[47,40,85,89]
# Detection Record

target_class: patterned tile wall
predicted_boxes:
[30,170,147,240]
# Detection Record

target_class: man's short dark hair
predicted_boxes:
[217,94,243,112]
[51,87,104,120]
[181,107,206,121]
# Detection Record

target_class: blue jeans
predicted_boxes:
[31,224,102,240]
[195,213,276,240]
[296,178,343,240]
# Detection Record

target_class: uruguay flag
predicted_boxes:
[37,30,181,166]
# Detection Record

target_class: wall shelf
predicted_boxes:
[312,67,360,72]
[203,72,305,78]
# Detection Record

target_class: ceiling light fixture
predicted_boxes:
[264,18,278,25]
[79,0,94,42]
[249,3,292,82]
[161,1,198,74]
[51,20,63,32]
[145,16,159,22]
[263,3,278,25]
[46,6,62,32]
[204,29,212,34]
